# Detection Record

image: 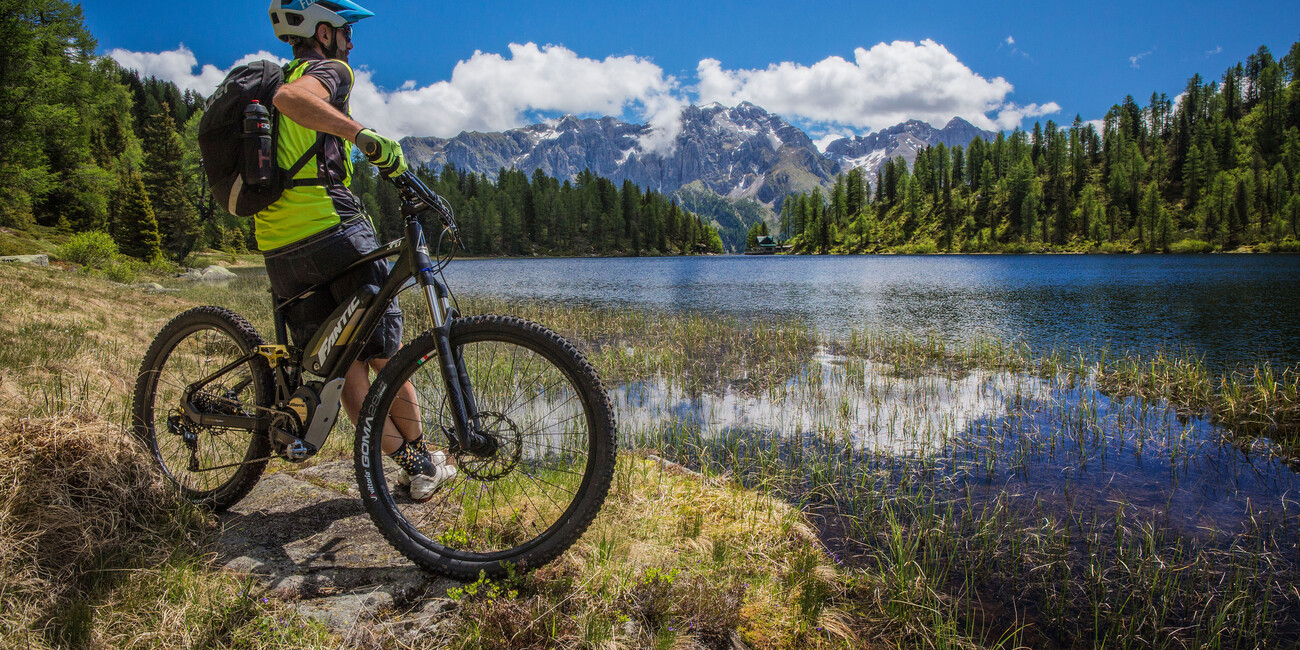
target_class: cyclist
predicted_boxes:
[264,0,452,500]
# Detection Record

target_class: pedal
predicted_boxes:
[285,440,311,462]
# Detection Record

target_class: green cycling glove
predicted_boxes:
[355,128,408,178]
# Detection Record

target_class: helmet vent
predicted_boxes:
[286,13,304,26]
[270,13,280,24]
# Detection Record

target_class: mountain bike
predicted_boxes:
[131,172,616,579]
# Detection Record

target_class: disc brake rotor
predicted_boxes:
[454,411,523,481]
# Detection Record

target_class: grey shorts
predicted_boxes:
[263,217,402,362]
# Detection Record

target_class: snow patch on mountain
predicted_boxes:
[401,105,993,209]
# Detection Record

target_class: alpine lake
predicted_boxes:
[229,253,1300,646]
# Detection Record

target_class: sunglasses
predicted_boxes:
[336,24,352,41]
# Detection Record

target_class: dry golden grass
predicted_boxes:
[0,261,888,648]
[0,410,338,649]
[0,264,191,422]
[0,412,193,595]
[432,453,858,650]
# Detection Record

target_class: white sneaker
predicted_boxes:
[397,451,456,502]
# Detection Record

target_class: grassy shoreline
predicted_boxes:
[0,261,856,648]
[3,261,1299,648]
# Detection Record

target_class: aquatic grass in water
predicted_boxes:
[631,341,1300,647]
[13,262,1300,646]
[1098,351,1300,439]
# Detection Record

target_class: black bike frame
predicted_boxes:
[181,200,483,457]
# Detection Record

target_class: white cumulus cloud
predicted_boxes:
[110,39,1060,145]
[351,42,678,139]
[696,40,1057,132]
[110,43,679,141]
[108,45,287,95]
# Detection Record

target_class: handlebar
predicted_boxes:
[390,171,462,248]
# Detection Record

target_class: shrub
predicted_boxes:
[148,255,178,274]
[1096,240,1134,254]
[102,257,145,283]
[1169,238,1215,254]
[998,241,1040,254]
[58,231,118,267]
[894,240,938,255]
[1260,238,1300,253]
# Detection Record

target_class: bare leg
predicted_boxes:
[340,358,423,455]
[370,358,423,454]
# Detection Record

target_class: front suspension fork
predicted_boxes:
[418,270,494,456]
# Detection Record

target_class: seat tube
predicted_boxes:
[271,293,291,345]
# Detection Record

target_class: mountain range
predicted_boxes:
[400,102,993,249]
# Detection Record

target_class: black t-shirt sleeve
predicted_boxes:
[302,60,353,107]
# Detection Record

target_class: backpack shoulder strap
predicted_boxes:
[283,132,330,188]
[276,58,343,190]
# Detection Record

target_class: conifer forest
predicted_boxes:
[0,0,723,259]
[780,42,1300,254]
[4,1,1298,258]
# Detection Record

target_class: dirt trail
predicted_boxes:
[215,460,461,636]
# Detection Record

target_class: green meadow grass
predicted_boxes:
[2,260,1299,648]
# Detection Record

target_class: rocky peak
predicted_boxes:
[821,116,995,180]
[401,105,993,216]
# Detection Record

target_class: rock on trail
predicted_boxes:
[214,460,461,634]
[0,254,49,266]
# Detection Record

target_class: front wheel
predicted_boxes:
[356,315,617,580]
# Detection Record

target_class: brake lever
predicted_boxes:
[391,172,463,248]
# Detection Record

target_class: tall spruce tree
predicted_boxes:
[0,0,136,230]
[141,102,198,260]
[114,168,163,261]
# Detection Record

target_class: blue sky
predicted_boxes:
[84,0,1298,143]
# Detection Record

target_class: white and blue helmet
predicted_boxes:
[269,0,374,43]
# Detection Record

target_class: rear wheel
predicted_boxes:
[132,306,273,510]
[356,315,616,579]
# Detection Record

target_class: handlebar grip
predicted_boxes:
[390,172,462,245]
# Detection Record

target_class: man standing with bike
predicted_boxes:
[262,0,453,500]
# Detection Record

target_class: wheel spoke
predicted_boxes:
[135,310,270,508]
[360,318,614,573]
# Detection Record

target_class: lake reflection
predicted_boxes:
[443,254,1300,370]
[617,350,1300,545]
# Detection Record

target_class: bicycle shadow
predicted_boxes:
[213,462,459,627]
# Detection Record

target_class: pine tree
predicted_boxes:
[1141,182,1162,251]
[845,168,866,219]
[141,102,199,260]
[0,0,133,230]
[114,168,163,261]
[1287,195,1300,239]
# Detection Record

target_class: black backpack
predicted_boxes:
[199,60,327,217]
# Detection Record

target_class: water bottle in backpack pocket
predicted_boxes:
[242,100,275,187]
[198,59,327,218]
